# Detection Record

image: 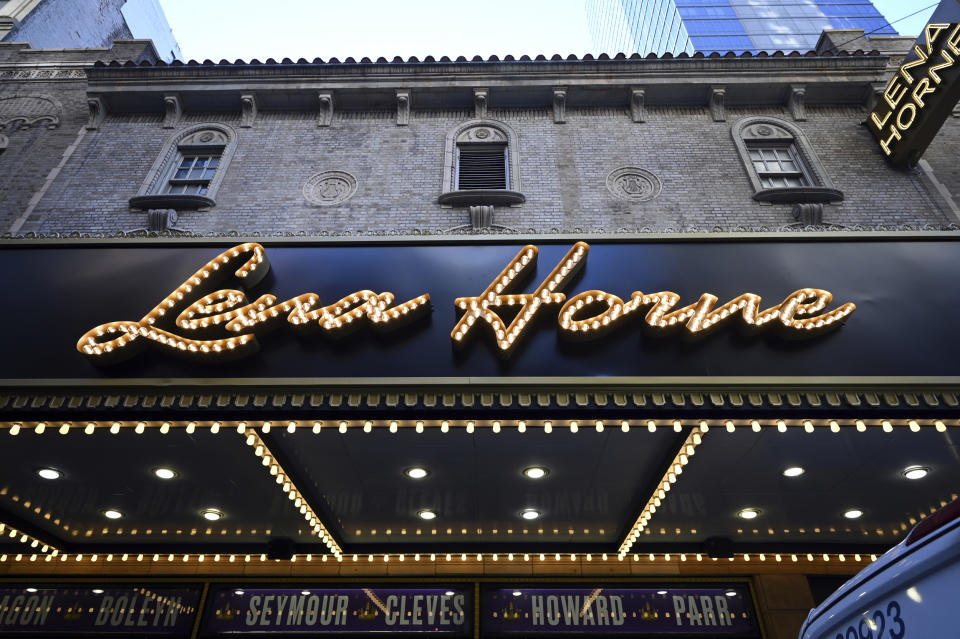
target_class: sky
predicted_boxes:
[158,0,939,62]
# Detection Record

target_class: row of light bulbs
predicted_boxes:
[242,428,342,558]
[0,551,880,565]
[4,419,954,434]
[619,428,704,557]
[0,523,55,554]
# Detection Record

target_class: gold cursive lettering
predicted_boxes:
[77,241,855,365]
[451,242,588,353]
[559,288,855,340]
[77,243,431,364]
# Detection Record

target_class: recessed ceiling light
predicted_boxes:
[656,590,668,595]
[301,590,310,596]
[523,467,549,480]
[37,468,61,480]
[234,590,245,596]
[844,509,864,519]
[201,509,223,521]
[512,591,522,597]
[153,467,177,480]
[783,466,805,477]
[103,509,123,520]
[404,467,429,479]
[445,591,455,596]
[26,588,37,593]
[737,508,760,520]
[417,509,437,520]
[92,589,104,594]
[902,466,929,480]
[520,508,541,520]
[725,590,737,597]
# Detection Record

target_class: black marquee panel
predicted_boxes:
[0,238,958,381]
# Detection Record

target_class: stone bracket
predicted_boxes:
[793,202,824,225]
[864,82,885,113]
[469,205,493,230]
[789,84,807,121]
[146,208,179,231]
[709,86,726,122]
[240,93,258,128]
[474,88,488,120]
[85,96,105,130]
[162,94,181,129]
[396,89,410,126]
[630,87,645,123]
[317,92,334,127]
[553,87,567,124]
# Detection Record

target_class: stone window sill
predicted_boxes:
[752,187,844,204]
[438,189,525,206]
[129,194,215,210]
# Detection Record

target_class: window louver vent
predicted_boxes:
[457,144,508,190]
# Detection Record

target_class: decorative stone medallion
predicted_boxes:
[303,170,358,207]
[605,167,662,202]
[741,123,792,141]
[456,126,506,144]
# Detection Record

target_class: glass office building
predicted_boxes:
[586,0,898,56]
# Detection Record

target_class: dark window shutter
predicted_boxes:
[457,144,507,190]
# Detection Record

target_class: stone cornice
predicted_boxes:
[84,54,894,113]
[86,54,890,87]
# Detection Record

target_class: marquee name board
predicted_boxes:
[76,242,855,365]
[0,586,200,635]
[868,22,960,166]
[482,586,757,635]
[202,587,471,635]
[0,584,756,637]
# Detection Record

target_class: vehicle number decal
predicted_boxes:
[834,599,905,639]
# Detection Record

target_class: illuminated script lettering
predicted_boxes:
[77,242,856,365]
[77,243,431,364]
[454,243,856,354]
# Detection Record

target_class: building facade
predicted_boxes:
[1,25,959,639]
[0,0,180,61]
[586,0,898,55]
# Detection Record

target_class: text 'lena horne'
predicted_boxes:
[77,242,855,364]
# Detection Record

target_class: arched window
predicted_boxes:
[438,120,524,206]
[731,117,842,204]
[130,123,237,210]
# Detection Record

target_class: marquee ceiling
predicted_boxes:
[1,414,956,564]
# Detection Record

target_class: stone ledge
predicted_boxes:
[129,194,215,210]
[438,190,525,206]
[753,187,844,204]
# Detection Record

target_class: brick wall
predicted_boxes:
[21,102,956,235]
[920,113,960,212]
[0,78,89,231]
[3,0,132,50]
[0,41,157,232]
